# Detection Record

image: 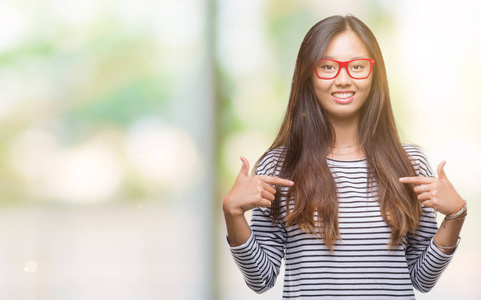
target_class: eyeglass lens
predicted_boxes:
[316,60,371,79]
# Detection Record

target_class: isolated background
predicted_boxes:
[0,0,479,299]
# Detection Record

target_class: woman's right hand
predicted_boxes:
[222,156,295,217]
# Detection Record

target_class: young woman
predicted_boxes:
[222,15,467,299]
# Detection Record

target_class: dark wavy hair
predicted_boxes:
[253,15,420,251]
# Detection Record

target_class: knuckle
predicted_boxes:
[259,199,269,207]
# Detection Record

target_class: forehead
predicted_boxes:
[323,30,370,60]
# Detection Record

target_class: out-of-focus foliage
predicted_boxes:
[0,5,178,205]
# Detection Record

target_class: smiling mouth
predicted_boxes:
[332,92,355,99]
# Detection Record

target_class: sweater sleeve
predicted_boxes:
[227,149,287,294]
[404,145,456,293]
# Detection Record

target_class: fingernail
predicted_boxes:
[289,181,295,185]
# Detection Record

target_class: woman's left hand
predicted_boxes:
[399,161,465,216]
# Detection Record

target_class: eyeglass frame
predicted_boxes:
[314,58,376,80]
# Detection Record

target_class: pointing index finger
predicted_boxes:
[258,175,294,186]
[399,176,434,184]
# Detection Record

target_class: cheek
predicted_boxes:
[358,80,373,96]
[352,80,372,107]
[312,81,333,98]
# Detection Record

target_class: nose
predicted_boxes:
[335,66,351,86]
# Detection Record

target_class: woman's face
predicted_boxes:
[311,30,373,123]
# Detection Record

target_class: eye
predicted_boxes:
[319,62,337,71]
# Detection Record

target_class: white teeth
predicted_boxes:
[332,92,354,99]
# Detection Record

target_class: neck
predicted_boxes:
[328,114,360,147]
[326,114,365,160]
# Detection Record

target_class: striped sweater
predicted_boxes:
[228,144,454,299]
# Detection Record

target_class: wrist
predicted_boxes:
[441,200,467,228]
[222,197,245,218]
[445,199,467,219]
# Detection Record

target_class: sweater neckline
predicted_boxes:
[326,157,367,163]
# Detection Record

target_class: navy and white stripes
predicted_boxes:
[228,144,454,299]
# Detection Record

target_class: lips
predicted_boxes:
[331,91,355,104]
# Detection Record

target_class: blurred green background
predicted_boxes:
[0,0,479,299]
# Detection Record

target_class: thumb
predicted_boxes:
[437,160,447,179]
[238,156,250,177]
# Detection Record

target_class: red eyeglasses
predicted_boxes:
[314,58,375,80]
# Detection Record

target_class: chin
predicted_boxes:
[326,110,360,121]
